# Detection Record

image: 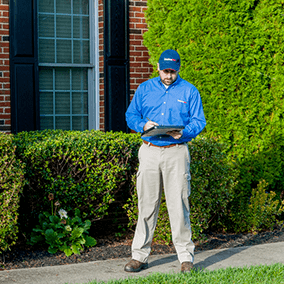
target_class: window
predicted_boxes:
[38,0,99,130]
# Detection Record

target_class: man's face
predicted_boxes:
[158,64,179,86]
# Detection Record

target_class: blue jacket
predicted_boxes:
[125,75,206,146]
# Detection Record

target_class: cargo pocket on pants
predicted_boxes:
[182,173,191,212]
[184,173,191,197]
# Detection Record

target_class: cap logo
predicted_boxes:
[164,58,176,61]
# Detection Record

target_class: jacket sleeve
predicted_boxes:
[182,88,206,140]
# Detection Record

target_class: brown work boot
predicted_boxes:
[181,261,194,273]
[124,259,148,272]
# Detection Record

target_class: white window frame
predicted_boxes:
[37,0,100,130]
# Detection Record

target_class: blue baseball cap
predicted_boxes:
[158,49,181,71]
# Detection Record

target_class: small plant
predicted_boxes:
[29,194,97,257]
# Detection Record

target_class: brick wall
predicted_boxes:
[129,0,153,100]
[98,0,152,131]
[0,0,10,133]
[0,0,152,133]
[98,0,105,131]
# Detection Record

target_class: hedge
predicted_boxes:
[143,0,284,217]
[13,129,140,236]
[0,133,24,253]
[1,129,283,251]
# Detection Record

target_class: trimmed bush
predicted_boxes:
[0,133,24,253]
[124,136,239,243]
[13,130,141,236]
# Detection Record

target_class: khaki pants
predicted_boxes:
[132,142,194,264]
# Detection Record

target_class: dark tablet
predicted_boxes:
[141,125,185,137]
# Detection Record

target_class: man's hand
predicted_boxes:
[166,130,182,140]
[143,120,159,131]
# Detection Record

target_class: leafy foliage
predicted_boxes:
[14,129,140,236]
[0,133,24,253]
[143,0,284,227]
[29,207,97,257]
[229,180,284,233]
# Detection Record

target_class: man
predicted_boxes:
[125,49,206,273]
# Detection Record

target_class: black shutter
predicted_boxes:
[104,0,129,132]
[10,0,39,133]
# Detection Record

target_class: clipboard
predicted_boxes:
[141,125,185,137]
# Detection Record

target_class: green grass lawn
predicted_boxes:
[83,263,284,284]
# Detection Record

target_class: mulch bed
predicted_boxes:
[1,225,283,271]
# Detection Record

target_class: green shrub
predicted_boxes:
[29,205,97,257]
[0,133,24,253]
[14,130,141,236]
[124,136,239,243]
[229,180,284,233]
[143,0,284,209]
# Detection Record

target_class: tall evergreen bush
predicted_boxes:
[143,0,284,227]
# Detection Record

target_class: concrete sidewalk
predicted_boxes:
[0,242,283,284]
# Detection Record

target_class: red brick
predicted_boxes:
[0,42,9,48]
[135,12,145,18]
[130,7,142,12]
[0,90,9,95]
[136,78,148,84]
[0,17,8,23]
[0,101,10,107]
[136,56,149,62]
[2,12,9,17]
[0,5,9,11]
[135,23,147,29]
[130,62,142,67]
[130,17,141,23]
[130,51,142,56]
[0,53,9,59]
[4,107,10,114]
[0,78,9,82]
[5,119,11,125]
[130,40,142,45]
[0,114,10,119]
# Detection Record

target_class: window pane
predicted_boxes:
[38,0,93,131]
[39,68,53,90]
[73,16,89,39]
[55,92,70,114]
[73,40,89,64]
[72,68,87,90]
[55,68,70,90]
[39,15,54,38]
[56,16,71,38]
[73,0,89,15]
[40,92,53,114]
[39,0,54,13]
[72,92,88,114]
[40,117,54,130]
[56,116,70,130]
[39,39,55,63]
[72,116,88,130]
[57,40,71,63]
[56,0,71,14]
